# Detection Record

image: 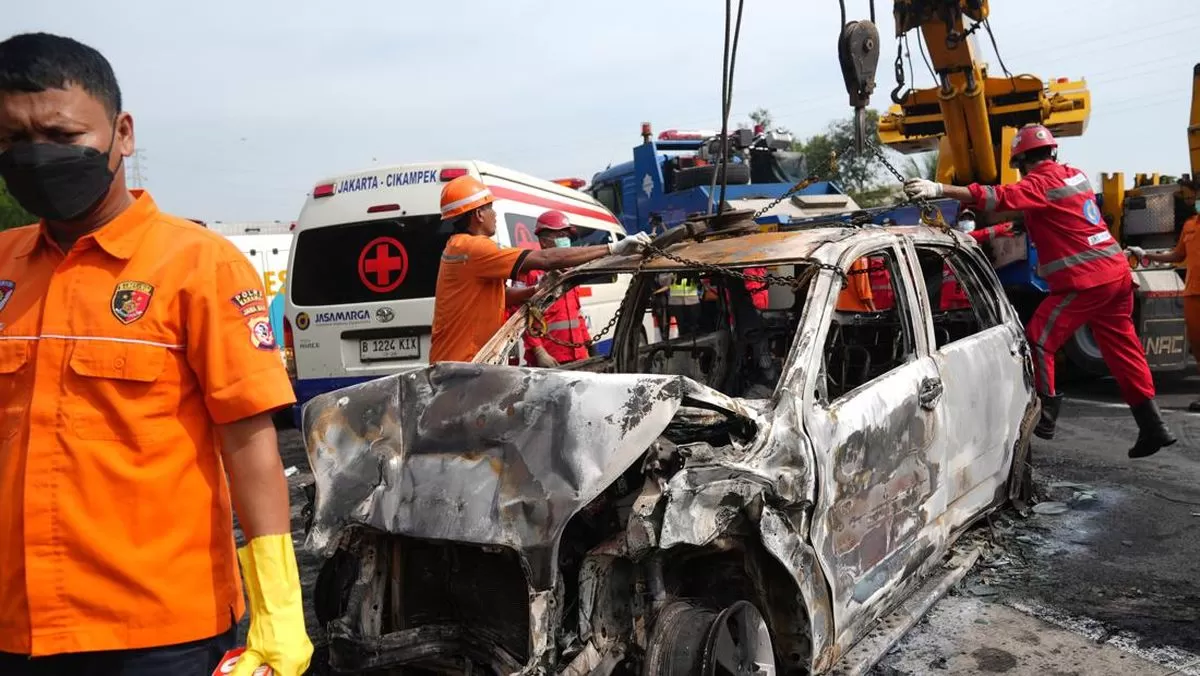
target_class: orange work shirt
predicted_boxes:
[836,258,875,311]
[1174,215,1200,296]
[429,232,529,363]
[0,191,296,656]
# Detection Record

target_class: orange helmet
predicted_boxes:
[440,175,495,220]
[534,210,574,235]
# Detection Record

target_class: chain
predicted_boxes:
[525,138,956,351]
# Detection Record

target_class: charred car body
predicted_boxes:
[300,210,1039,674]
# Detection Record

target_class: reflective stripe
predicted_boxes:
[983,186,998,211]
[1033,293,1077,396]
[0,334,185,349]
[1038,241,1123,277]
[547,319,581,331]
[441,253,469,263]
[440,188,493,216]
[1045,182,1089,201]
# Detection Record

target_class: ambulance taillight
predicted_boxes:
[313,183,335,199]
[439,168,468,181]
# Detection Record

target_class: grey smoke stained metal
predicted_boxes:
[300,218,1038,674]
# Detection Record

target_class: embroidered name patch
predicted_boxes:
[111,281,154,325]
[231,288,267,316]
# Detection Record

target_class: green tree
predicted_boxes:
[902,149,940,181]
[793,109,886,201]
[0,178,34,230]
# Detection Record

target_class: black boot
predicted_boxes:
[1128,399,1177,459]
[1034,393,1063,440]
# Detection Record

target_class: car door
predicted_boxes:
[902,236,1032,527]
[802,240,951,649]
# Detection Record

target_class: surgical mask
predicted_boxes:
[0,134,117,221]
[957,218,976,233]
[553,237,572,248]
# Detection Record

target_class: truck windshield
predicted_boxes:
[290,215,448,306]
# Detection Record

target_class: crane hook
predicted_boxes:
[837,18,881,154]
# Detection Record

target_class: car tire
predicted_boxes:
[1062,325,1109,380]
[674,162,751,191]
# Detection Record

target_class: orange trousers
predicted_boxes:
[1185,296,1200,368]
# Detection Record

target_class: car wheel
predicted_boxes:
[643,600,776,676]
[674,163,752,191]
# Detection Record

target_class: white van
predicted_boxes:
[205,221,293,299]
[284,161,635,410]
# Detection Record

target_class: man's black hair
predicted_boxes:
[0,33,122,117]
[451,211,474,233]
[1021,146,1056,165]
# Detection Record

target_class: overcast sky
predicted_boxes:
[7,0,1197,221]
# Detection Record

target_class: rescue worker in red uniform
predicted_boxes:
[516,211,592,367]
[904,124,1177,459]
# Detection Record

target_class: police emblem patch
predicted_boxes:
[111,281,154,325]
[230,288,267,316]
[0,280,15,314]
[248,315,277,351]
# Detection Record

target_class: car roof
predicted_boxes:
[587,222,970,272]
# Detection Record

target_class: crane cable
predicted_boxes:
[708,0,747,217]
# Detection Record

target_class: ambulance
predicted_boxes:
[284,161,641,412]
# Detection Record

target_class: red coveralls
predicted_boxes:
[516,268,591,365]
[968,162,1153,404]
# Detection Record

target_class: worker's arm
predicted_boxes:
[505,285,538,305]
[221,414,291,538]
[905,178,1048,213]
[518,233,651,274]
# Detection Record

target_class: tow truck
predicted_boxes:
[872,1,1194,377]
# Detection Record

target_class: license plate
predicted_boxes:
[359,336,420,362]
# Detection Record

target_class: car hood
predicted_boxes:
[301,362,759,585]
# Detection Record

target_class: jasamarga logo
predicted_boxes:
[314,309,371,325]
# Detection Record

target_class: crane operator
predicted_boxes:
[904,124,1177,459]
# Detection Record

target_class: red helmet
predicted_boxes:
[1010,124,1057,162]
[534,210,574,235]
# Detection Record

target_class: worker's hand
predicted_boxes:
[608,232,652,256]
[1125,246,1147,266]
[232,534,314,676]
[903,178,944,200]
[532,346,559,368]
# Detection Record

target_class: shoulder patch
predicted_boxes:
[111,281,154,325]
[247,315,277,351]
[0,280,14,314]
[231,288,267,316]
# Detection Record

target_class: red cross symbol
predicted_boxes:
[512,222,540,250]
[357,236,409,293]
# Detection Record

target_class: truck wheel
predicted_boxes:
[674,162,751,191]
[1062,326,1109,379]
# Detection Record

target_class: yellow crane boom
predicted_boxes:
[874,0,1089,187]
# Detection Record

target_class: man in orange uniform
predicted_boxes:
[429,175,649,363]
[836,258,877,311]
[0,34,311,675]
[1128,195,1200,410]
[516,210,592,367]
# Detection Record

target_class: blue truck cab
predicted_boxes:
[587,124,875,235]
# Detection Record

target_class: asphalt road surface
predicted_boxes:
[264,375,1200,675]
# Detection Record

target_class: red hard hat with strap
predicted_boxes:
[534,210,575,235]
[1010,124,1058,162]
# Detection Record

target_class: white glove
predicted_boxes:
[608,232,652,256]
[904,178,944,199]
[1124,246,1147,266]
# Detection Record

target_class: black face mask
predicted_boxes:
[0,133,117,222]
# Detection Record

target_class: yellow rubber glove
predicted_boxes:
[231,533,314,676]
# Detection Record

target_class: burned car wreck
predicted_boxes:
[301,211,1039,674]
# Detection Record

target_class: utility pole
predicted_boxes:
[128,147,147,188]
